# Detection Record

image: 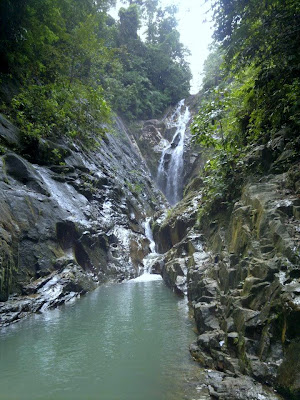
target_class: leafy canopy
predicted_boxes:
[191,0,300,214]
[0,0,191,149]
[193,0,300,152]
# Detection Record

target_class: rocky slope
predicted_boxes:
[0,113,164,326]
[151,133,300,399]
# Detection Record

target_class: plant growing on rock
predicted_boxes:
[192,0,300,222]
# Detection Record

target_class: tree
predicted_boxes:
[111,1,191,119]
[211,0,300,135]
[118,4,140,43]
[1,0,192,126]
[191,0,300,213]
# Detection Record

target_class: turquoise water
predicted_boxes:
[0,278,206,400]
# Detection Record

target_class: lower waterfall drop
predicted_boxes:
[130,218,162,282]
[157,99,191,205]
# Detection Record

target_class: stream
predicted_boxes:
[0,278,209,400]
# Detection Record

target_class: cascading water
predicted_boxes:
[157,99,191,205]
[130,218,162,282]
[144,218,156,254]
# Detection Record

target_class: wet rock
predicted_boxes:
[161,257,187,295]
[130,119,165,177]
[157,171,299,398]
[0,264,98,327]
[0,114,164,324]
[205,371,281,400]
[4,153,49,195]
[193,302,221,333]
[152,192,201,253]
[130,236,149,271]
[0,114,20,145]
[277,341,300,399]
[164,126,177,142]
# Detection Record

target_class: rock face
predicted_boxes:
[0,114,164,325]
[153,169,300,399]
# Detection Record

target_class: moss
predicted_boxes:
[0,241,16,301]
[183,175,203,197]
[286,163,300,194]
[237,333,250,373]
[24,196,38,220]
[126,180,144,197]
[281,314,287,344]
[230,217,249,255]
[0,143,7,155]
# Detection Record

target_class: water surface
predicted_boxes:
[0,278,207,400]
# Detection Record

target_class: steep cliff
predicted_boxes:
[0,113,164,326]
[152,130,300,399]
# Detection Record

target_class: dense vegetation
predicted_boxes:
[192,0,300,215]
[0,0,191,147]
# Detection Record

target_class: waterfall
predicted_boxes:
[144,218,156,254]
[157,99,191,205]
[130,218,162,282]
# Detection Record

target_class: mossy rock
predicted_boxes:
[277,341,300,399]
[0,114,20,146]
[287,163,300,194]
[0,239,16,301]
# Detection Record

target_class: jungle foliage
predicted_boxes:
[0,0,191,144]
[192,0,300,211]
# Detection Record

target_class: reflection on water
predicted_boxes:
[0,280,208,400]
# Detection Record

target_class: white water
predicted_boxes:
[157,99,191,205]
[145,218,156,253]
[130,272,162,282]
[37,167,90,223]
[130,218,162,282]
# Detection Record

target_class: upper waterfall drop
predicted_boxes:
[157,99,191,205]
